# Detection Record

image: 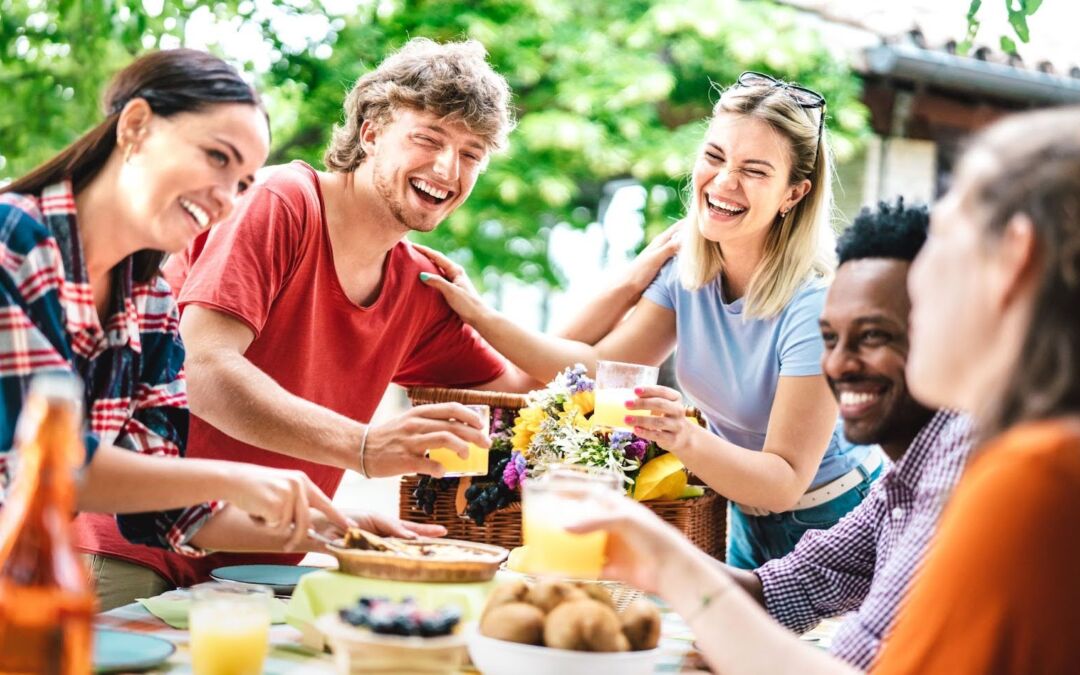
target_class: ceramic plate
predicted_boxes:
[94,629,175,673]
[209,564,321,595]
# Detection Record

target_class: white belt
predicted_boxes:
[737,450,883,517]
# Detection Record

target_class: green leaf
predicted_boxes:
[1023,0,1043,15]
[1007,7,1030,43]
[1000,35,1018,54]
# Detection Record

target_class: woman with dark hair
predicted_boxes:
[565,106,1080,674]
[0,49,435,610]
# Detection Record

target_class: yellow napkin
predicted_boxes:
[137,589,287,629]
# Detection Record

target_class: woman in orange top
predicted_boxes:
[571,105,1080,674]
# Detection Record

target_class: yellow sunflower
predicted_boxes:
[511,405,546,454]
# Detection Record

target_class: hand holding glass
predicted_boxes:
[190,583,272,675]
[592,360,659,431]
[427,404,490,476]
[522,465,622,579]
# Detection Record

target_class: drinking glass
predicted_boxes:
[522,464,622,579]
[190,583,272,675]
[427,404,490,476]
[592,360,660,431]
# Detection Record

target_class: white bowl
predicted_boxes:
[317,615,469,674]
[468,633,661,675]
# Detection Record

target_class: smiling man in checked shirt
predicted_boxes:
[723,199,974,670]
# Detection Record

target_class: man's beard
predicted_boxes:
[372,157,437,233]
[848,392,934,451]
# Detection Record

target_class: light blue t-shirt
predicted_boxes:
[643,258,870,489]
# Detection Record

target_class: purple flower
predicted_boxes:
[626,439,648,461]
[562,363,595,394]
[503,452,527,489]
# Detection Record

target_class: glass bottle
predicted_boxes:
[0,374,94,674]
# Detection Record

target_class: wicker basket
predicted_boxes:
[402,387,727,561]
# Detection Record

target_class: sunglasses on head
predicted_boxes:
[735,71,826,167]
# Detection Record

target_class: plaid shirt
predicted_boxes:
[0,181,221,555]
[756,410,972,670]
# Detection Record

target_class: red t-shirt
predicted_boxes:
[75,161,505,586]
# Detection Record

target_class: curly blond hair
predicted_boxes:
[324,38,515,172]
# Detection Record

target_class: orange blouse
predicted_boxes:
[872,419,1080,674]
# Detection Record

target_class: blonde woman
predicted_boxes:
[420,72,877,567]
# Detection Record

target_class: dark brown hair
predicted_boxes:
[964,106,1080,438]
[323,38,514,173]
[1,49,262,282]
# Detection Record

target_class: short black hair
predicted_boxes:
[836,198,930,265]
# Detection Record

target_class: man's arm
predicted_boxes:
[180,305,490,477]
[725,565,767,606]
[752,481,885,633]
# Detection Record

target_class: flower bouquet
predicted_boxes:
[412,365,702,526]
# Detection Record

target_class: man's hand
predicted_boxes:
[302,510,448,552]
[352,511,448,539]
[363,403,490,478]
[624,220,682,292]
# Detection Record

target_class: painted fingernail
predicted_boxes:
[634,387,644,395]
[419,272,431,281]
[624,415,636,424]
[625,400,635,407]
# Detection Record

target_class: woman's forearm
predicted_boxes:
[675,428,814,513]
[472,306,601,382]
[554,279,642,344]
[78,446,234,513]
[662,551,855,675]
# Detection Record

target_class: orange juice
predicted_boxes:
[190,608,270,675]
[592,387,650,430]
[190,584,271,675]
[522,466,621,580]
[428,443,489,476]
[522,508,607,579]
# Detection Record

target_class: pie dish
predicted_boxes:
[328,530,508,583]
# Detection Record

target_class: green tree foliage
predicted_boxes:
[1,0,869,289]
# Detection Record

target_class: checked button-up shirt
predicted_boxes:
[0,181,221,554]
[756,410,972,670]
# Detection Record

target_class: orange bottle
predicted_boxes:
[0,375,95,674]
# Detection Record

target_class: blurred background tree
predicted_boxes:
[0,0,870,292]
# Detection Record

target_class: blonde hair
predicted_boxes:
[324,38,515,172]
[678,82,836,318]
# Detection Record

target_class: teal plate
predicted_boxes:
[210,564,321,594]
[94,629,175,673]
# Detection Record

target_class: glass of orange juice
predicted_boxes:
[591,360,659,431]
[190,583,272,675]
[522,464,622,579]
[427,404,490,476]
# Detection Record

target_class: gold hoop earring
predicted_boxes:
[123,143,134,164]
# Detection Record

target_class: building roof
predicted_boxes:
[775,0,1080,81]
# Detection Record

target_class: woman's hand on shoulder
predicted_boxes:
[414,243,489,325]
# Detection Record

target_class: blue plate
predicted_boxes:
[94,629,175,673]
[210,564,321,594]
